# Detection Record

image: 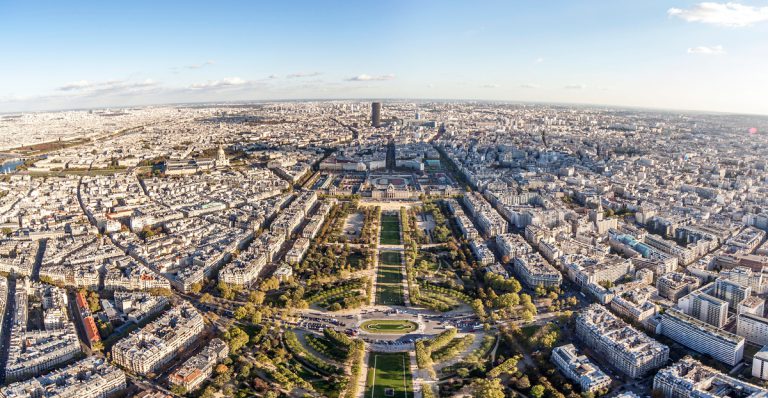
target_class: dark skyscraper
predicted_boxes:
[371,102,381,127]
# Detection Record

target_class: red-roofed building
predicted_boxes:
[75,292,89,312]
[83,315,101,343]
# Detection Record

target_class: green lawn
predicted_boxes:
[360,319,418,334]
[376,284,404,306]
[377,266,404,284]
[380,251,402,265]
[380,214,401,245]
[366,352,414,398]
[376,251,405,305]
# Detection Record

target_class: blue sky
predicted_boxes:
[1,1,767,114]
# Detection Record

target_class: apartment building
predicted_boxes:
[551,344,612,393]
[112,303,204,375]
[575,304,669,378]
[513,252,562,289]
[713,278,751,309]
[753,346,768,381]
[654,357,767,398]
[736,313,768,346]
[0,357,126,398]
[657,272,700,302]
[660,309,744,366]
[678,287,728,328]
[168,338,229,392]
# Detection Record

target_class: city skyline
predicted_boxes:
[2,1,768,115]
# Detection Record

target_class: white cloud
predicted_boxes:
[186,60,215,69]
[535,57,544,64]
[286,71,322,79]
[564,84,586,90]
[57,79,158,95]
[520,83,540,89]
[346,74,395,82]
[189,77,247,89]
[687,45,726,54]
[481,84,501,88]
[58,80,92,91]
[668,2,768,27]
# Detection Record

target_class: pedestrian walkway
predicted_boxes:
[355,345,371,398]
[409,350,423,398]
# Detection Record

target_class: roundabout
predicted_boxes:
[359,319,419,334]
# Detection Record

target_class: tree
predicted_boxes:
[495,292,520,308]
[531,385,546,398]
[598,280,614,289]
[224,326,249,353]
[540,330,559,349]
[215,363,229,375]
[217,281,234,300]
[471,378,505,398]
[170,385,187,396]
[516,375,531,390]
[471,298,487,318]
[86,291,100,313]
[234,306,248,320]
[248,290,266,305]
[260,276,280,292]
[189,282,202,294]
[521,309,535,322]
[200,293,214,304]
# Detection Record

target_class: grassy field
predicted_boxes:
[380,251,402,265]
[376,251,405,306]
[360,319,418,334]
[377,266,404,284]
[376,282,404,306]
[366,352,414,398]
[380,213,401,245]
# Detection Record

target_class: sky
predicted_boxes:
[1,1,767,114]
